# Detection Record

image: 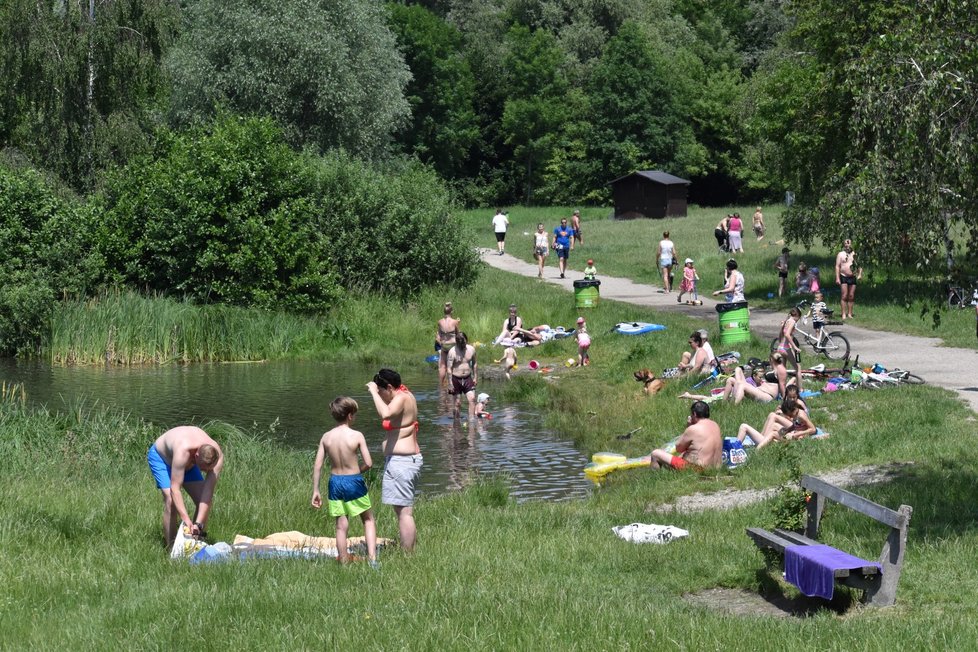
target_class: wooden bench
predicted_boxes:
[746,474,912,607]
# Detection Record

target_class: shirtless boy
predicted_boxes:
[311,396,378,566]
[147,425,224,548]
[835,239,863,320]
[367,368,421,552]
[447,331,478,418]
[647,401,722,471]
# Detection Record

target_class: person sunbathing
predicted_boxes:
[736,398,815,449]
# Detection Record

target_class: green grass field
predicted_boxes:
[461,205,978,350]
[4,263,978,648]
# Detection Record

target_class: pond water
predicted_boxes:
[0,359,592,502]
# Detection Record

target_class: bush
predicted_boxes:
[0,165,102,354]
[93,114,479,312]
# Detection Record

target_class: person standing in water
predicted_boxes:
[367,368,421,552]
[436,302,460,387]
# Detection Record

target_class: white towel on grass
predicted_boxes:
[612,523,689,544]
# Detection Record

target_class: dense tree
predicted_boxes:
[0,0,180,191]
[166,0,411,159]
[387,4,479,178]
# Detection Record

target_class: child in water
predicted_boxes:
[677,258,700,304]
[583,258,597,280]
[576,317,591,366]
[476,393,491,418]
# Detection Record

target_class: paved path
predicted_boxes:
[480,249,978,413]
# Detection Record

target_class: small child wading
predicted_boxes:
[677,258,700,304]
[311,396,378,567]
[576,317,591,366]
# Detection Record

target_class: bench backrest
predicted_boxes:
[799,474,913,607]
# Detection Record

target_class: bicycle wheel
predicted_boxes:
[899,372,925,385]
[818,332,850,360]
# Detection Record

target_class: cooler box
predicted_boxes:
[573,279,601,308]
[716,301,750,345]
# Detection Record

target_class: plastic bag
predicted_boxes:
[612,523,689,544]
[722,437,748,468]
[170,525,207,559]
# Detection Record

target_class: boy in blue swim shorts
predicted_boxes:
[311,396,378,566]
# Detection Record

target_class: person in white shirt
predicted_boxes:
[491,209,509,255]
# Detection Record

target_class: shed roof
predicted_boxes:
[608,170,691,186]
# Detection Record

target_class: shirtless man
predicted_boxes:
[367,368,421,552]
[570,209,583,246]
[147,425,224,548]
[835,238,863,320]
[647,401,722,471]
[447,331,478,418]
[436,301,460,386]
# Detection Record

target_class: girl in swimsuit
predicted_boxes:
[436,302,460,386]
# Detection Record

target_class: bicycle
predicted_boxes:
[947,284,978,309]
[770,301,850,361]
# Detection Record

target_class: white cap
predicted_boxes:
[477,393,489,403]
[685,257,694,264]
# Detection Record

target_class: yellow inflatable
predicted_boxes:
[584,451,650,482]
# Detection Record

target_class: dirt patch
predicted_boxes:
[650,462,915,514]
[683,586,855,618]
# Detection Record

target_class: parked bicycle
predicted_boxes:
[770,300,850,360]
[947,284,978,309]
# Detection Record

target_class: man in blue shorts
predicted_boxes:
[552,217,575,279]
[147,425,224,548]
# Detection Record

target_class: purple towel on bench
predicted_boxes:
[784,544,881,600]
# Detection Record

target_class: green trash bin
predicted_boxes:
[716,301,750,345]
[573,279,601,308]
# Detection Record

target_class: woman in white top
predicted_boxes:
[655,231,677,293]
[491,209,509,255]
[713,258,745,302]
[532,223,549,278]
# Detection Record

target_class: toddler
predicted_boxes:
[810,291,828,336]
[475,392,491,418]
[575,317,591,366]
[501,346,517,380]
[583,258,597,280]
[677,258,699,304]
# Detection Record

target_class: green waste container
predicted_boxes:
[716,301,750,345]
[573,279,601,308]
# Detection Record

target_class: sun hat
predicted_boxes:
[684,257,693,264]
[587,259,594,265]
[477,392,489,403]
[781,246,790,253]
[577,317,585,324]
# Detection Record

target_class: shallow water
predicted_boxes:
[0,359,591,502]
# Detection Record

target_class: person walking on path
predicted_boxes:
[533,223,550,278]
[571,209,583,246]
[656,231,677,293]
[366,368,421,552]
[147,425,224,548]
[835,238,863,320]
[492,209,509,255]
[552,218,575,279]
[752,207,765,240]
[713,258,745,303]
[310,396,378,567]
[436,302,460,387]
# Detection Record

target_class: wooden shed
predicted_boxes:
[608,170,690,219]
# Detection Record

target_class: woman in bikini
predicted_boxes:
[736,398,815,450]
[367,368,421,552]
[436,302,460,387]
[497,304,524,343]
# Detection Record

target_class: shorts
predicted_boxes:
[573,230,582,241]
[382,454,423,506]
[659,256,672,268]
[778,271,788,278]
[669,455,701,471]
[327,473,372,518]
[556,247,569,259]
[451,374,476,396]
[534,246,548,258]
[812,321,825,331]
[840,274,857,286]
[753,224,764,236]
[147,445,204,490]
[495,232,506,243]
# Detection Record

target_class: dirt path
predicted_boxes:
[481,249,978,414]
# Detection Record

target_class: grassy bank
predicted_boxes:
[461,205,978,350]
[2,355,978,647]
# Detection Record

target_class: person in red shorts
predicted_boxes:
[646,401,722,471]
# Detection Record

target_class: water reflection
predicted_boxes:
[0,359,591,502]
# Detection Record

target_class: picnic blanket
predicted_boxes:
[784,543,880,599]
[172,529,394,563]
